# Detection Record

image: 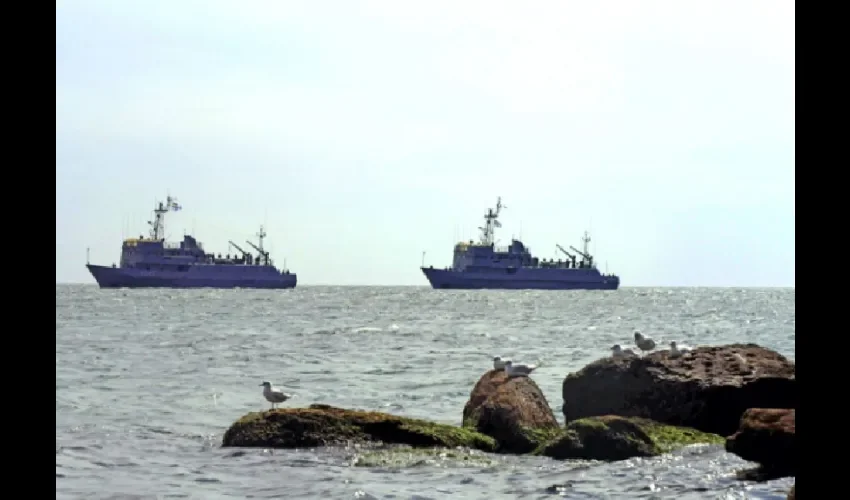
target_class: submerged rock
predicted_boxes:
[222,404,497,452]
[726,408,796,480]
[537,415,723,461]
[463,369,560,453]
[351,444,498,468]
[561,343,795,436]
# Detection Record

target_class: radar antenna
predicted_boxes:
[147,195,181,241]
[477,197,505,246]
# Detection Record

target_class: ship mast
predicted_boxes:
[256,225,266,255]
[245,225,271,266]
[569,230,595,268]
[478,197,505,246]
[581,230,591,257]
[147,195,181,241]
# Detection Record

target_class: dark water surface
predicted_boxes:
[56,285,795,499]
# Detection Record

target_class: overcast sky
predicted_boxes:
[56,0,795,286]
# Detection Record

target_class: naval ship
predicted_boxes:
[420,197,620,290]
[85,195,297,289]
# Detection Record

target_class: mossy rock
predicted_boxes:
[222,404,498,452]
[537,415,723,461]
[351,445,499,468]
[462,370,561,454]
[637,417,724,453]
[518,425,568,451]
[460,418,562,455]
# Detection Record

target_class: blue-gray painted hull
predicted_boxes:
[87,264,297,289]
[420,267,619,290]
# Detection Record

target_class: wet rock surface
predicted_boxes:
[561,343,795,436]
[462,369,560,453]
[538,415,723,461]
[726,408,796,480]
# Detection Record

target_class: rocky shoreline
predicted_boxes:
[222,342,795,495]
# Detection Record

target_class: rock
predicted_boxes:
[560,343,795,436]
[463,369,560,453]
[788,484,795,500]
[538,415,723,461]
[222,404,497,451]
[726,408,795,480]
[538,416,654,461]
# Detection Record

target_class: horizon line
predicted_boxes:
[55,282,796,289]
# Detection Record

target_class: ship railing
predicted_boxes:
[494,245,510,253]
[164,242,181,249]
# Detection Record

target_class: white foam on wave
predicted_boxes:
[351,327,383,333]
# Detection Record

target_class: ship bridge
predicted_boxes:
[452,238,534,271]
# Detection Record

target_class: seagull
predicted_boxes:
[634,330,656,353]
[669,341,692,358]
[493,355,511,370]
[504,360,536,377]
[259,381,292,410]
[611,344,636,358]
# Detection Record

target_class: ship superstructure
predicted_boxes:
[86,195,297,289]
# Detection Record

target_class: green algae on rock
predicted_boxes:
[537,415,723,461]
[221,404,498,452]
[633,417,724,452]
[518,426,566,451]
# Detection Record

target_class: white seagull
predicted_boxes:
[634,330,656,353]
[493,355,511,370]
[260,381,292,410]
[611,344,636,358]
[504,360,537,377]
[669,341,692,358]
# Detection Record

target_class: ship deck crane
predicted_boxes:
[228,240,252,264]
[245,240,270,266]
[555,244,577,268]
[228,240,248,255]
[569,245,593,267]
[566,231,595,268]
